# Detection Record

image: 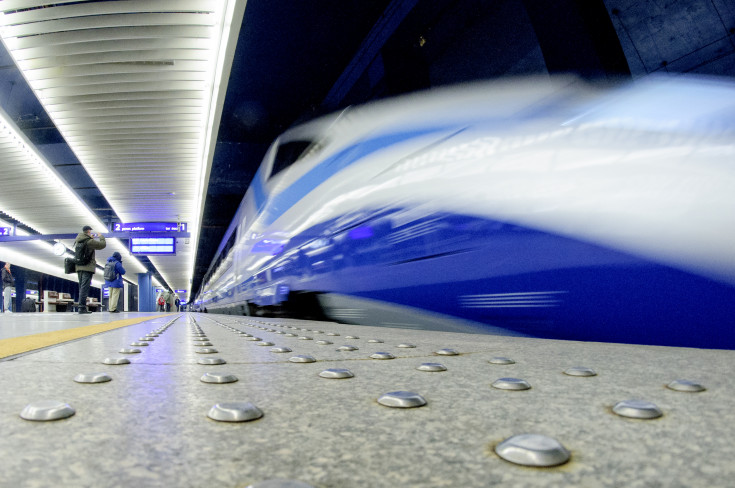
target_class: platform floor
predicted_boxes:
[1,312,733,487]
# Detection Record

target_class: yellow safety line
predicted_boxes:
[0,315,169,359]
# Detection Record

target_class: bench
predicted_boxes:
[86,298,102,312]
[42,291,67,312]
[59,293,74,311]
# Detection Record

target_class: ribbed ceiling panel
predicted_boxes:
[0,0,240,296]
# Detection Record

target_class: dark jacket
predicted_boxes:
[104,256,126,288]
[2,267,13,286]
[73,232,106,273]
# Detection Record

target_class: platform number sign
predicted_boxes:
[0,227,10,236]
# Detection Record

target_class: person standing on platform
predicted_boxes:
[163,288,172,312]
[2,262,14,313]
[156,291,165,312]
[74,225,106,314]
[104,252,126,313]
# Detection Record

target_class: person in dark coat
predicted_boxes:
[2,262,14,313]
[74,225,106,314]
[104,252,126,313]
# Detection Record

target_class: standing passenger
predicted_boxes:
[156,291,165,312]
[74,226,106,314]
[163,288,172,312]
[2,262,14,313]
[105,252,126,313]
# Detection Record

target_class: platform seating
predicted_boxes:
[86,298,102,312]
[42,291,64,312]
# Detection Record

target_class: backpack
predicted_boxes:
[21,298,36,312]
[103,261,117,281]
[73,239,94,266]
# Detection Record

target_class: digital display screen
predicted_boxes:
[130,237,176,255]
[115,222,186,232]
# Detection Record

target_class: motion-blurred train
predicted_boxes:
[195,76,735,349]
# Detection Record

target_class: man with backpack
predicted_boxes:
[104,252,125,313]
[74,225,106,314]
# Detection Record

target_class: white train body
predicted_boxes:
[196,76,735,349]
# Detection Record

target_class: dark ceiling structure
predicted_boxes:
[0,0,733,300]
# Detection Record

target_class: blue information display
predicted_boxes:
[175,289,186,294]
[114,222,186,232]
[130,237,176,255]
[102,287,110,298]
[0,227,10,236]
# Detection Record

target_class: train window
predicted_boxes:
[270,140,315,179]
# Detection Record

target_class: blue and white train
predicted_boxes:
[195,76,735,349]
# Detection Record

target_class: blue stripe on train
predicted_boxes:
[250,208,735,349]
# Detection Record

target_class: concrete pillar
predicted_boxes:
[137,273,154,312]
[13,267,25,313]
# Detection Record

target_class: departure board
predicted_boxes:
[130,237,176,255]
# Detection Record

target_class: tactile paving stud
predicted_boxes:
[613,400,663,419]
[208,402,264,422]
[315,340,333,345]
[319,368,355,379]
[397,343,416,348]
[193,341,213,346]
[244,337,262,341]
[274,331,285,335]
[312,330,324,334]
[436,348,459,356]
[197,357,227,365]
[257,341,275,346]
[370,352,395,360]
[196,348,219,354]
[270,347,292,353]
[119,348,141,354]
[564,366,597,377]
[284,333,297,337]
[345,335,359,339]
[298,336,313,340]
[130,342,149,346]
[20,400,75,421]
[489,357,515,365]
[337,345,359,351]
[492,378,531,390]
[417,362,447,372]
[201,372,239,384]
[139,337,154,341]
[495,434,570,467]
[378,391,427,408]
[667,379,706,392]
[289,355,316,363]
[103,357,130,365]
[368,339,384,343]
[246,480,314,488]
[240,333,252,337]
[73,373,112,384]
[326,332,340,336]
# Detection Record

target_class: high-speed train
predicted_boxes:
[195,76,735,349]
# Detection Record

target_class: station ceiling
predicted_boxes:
[0,0,732,301]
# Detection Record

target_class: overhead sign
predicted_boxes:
[175,289,186,294]
[102,287,110,298]
[130,237,176,255]
[0,227,11,236]
[114,222,187,232]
